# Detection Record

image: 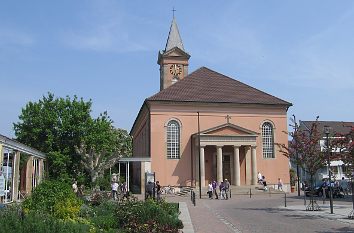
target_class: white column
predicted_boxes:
[200,146,205,187]
[234,146,240,186]
[217,146,223,183]
[251,146,257,185]
[245,147,251,185]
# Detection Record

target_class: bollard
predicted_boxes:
[191,190,193,202]
[284,193,287,207]
[230,189,232,199]
[192,191,196,206]
[250,188,252,198]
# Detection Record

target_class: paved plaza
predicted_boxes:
[166,192,354,233]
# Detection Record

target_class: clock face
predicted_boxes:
[169,64,182,76]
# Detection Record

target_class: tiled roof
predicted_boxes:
[147,67,292,106]
[299,121,354,136]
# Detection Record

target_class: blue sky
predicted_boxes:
[1,0,353,138]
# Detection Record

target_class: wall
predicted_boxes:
[149,102,290,187]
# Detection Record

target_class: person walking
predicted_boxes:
[219,181,225,200]
[212,180,218,199]
[277,178,283,191]
[340,177,349,196]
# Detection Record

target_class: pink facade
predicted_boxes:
[132,103,290,188]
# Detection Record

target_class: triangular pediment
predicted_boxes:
[200,123,258,136]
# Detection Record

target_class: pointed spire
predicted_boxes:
[165,17,185,52]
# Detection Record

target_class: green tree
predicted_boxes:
[76,115,132,183]
[14,93,132,181]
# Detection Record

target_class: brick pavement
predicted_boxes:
[164,192,354,233]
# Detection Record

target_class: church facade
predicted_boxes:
[130,18,292,192]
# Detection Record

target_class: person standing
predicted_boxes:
[156,181,162,201]
[122,182,128,200]
[72,181,78,196]
[146,181,153,199]
[340,177,348,196]
[224,179,230,200]
[111,181,119,200]
[257,172,263,184]
[208,182,213,199]
[262,176,268,191]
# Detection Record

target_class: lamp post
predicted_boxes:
[324,125,333,214]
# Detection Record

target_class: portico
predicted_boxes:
[193,123,258,187]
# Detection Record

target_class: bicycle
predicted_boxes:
[162,185,175,194]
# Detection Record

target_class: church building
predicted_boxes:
[130,17,292,192]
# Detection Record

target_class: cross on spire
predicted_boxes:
[225,115,231,124]
[172,7,176,18]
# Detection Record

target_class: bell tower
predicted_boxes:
[157,17,190,90]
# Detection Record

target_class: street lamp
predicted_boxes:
[324,125,334,214]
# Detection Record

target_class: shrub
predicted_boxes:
[0,205,91,233]
[116,199,183,233]
[89,201,120,231]
[23,180,83,220]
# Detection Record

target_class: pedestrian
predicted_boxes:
[212,180,218,199]
[111,181,119,200]
[122,182,128,200]
[146,181,153,199]
[257,172,263,184]
[262,176,268,191]
[224,179,230,199]
[219,181,225,199]
[340,177,348,196]
[277,178,283,191]
[208,182,213,199]
[156,181,162,201]
[72,180,78,196]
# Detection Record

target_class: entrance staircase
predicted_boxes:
[192,185,285,197]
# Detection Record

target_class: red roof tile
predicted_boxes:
[147,67,292,106]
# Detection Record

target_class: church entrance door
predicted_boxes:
[223,155,231,183]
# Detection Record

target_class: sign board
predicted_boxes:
[0,174,5,197]
[145,172,155,184]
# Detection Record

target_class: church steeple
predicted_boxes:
[165,17,185,52]
[158,16,190,91]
